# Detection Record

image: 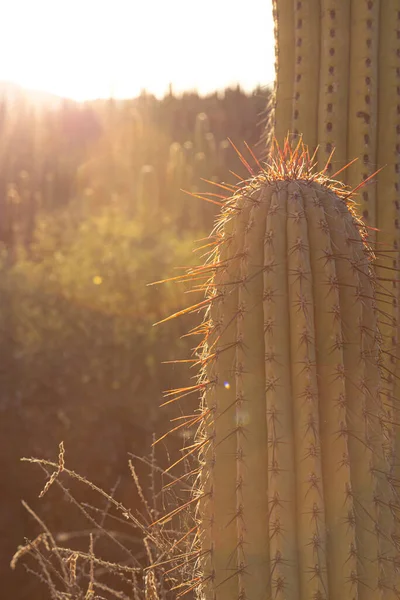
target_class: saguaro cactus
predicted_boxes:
[163,143,399,600]
[271,1,400,206]
[271,0,400,488]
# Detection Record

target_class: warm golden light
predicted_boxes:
[2,0,275,100]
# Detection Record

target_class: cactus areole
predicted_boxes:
[159,144,399,600]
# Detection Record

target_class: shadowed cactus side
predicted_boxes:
[158,142,400,600]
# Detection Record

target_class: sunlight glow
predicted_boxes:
[2,0,275,100]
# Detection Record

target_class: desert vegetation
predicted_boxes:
[1,83,269,600]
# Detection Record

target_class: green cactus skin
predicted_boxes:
[162,144,400,600]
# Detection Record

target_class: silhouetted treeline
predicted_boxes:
[0,83,271,600]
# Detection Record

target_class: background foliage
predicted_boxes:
[0,83,270,599]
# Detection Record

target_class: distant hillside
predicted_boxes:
[0,80,65,108]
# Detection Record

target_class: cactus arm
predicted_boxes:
[264,185,299,599]
[346,0,380,232]
[317,0,351,177]
[272,0,296,147]
[292,0,321,150]
[235,190,271,600]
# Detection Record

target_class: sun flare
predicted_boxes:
[2,0,275,101]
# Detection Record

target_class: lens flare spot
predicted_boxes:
[93,275,103,285]
[224,381,231,390]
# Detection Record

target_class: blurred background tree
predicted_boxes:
[0,82,271,599]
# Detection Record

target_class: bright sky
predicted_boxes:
[1,0,275,101]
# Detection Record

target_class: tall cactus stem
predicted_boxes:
[376,2,400,451]
[272,0,296,147]
[292,0,321,150]
[317,0,351,175]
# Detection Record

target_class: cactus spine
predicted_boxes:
[165,144,399,599]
